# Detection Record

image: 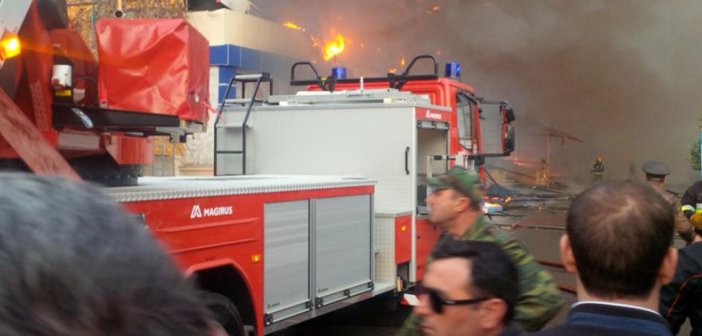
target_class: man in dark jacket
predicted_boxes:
[414,239,521,336]
[660,219,702,335]
[531,181,678,336]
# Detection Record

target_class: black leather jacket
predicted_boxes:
[660,241,702,336]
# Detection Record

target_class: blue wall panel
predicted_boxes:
[241,47,262,72]
[210,45,241,66]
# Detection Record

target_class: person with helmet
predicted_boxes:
[536,159,549,186]
[681,180,702,238]
[643,160,695,244]
[591,156,605,183]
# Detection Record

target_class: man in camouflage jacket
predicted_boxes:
[398,167,562,335]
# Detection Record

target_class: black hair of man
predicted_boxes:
[0,173,211,336]
[432,238,519,323]
[566,180,674,299]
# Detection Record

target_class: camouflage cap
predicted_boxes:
[429,166,483,203]
[641,160,670,176]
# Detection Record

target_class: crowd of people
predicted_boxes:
[1,160,702,336]
[402,162,702,336]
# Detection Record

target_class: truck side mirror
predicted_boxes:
[472,155,486,166]
[501,106,515,155]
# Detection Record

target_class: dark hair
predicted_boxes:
[0,174,211,336]
[566,180,674,299]
[432,239,519,322]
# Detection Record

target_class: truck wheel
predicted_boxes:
[201,292,246,336]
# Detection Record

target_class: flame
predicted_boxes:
[400,57,406,66]
[323,34,346,61]
[282,21,304,31]
[388,67,397,73]
[432,5,440,11]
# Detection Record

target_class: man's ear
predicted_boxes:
[560,234,577,273]
[452,191,471,212]
[659,247,678,285]
[479,298,507,330]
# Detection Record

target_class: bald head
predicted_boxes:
[566,180,674,299]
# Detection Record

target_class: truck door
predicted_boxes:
[414,114,449,280]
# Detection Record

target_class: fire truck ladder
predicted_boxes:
[214,73,272,175]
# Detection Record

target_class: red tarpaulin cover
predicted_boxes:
[96,19,209,124]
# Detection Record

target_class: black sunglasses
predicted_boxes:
[416,284,489,314]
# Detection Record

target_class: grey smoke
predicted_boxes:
[254,0,702,190]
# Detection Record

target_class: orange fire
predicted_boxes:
[400,57,406,66]
[282,21,304,31]
[323,34,346,61]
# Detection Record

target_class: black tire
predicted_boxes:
[201,292,246,336]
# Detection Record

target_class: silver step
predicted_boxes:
[235,74,264,80]
[216,123,252,129]
[216,110,254,128]
[223,98,254,104]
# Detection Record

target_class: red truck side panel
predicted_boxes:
[414,218,442,280]
[120,185,373,335]
[394,215,412,264]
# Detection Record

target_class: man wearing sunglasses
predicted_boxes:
[533,181,677,336]
[414,239,521,336]
[399,166,562,335]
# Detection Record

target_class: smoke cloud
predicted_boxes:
[253,0,702,190]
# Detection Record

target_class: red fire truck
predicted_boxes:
[0,2,514,335]
[212,57,516,333]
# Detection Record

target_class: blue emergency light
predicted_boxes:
[445,62,461,78]
[332,66,347,79]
